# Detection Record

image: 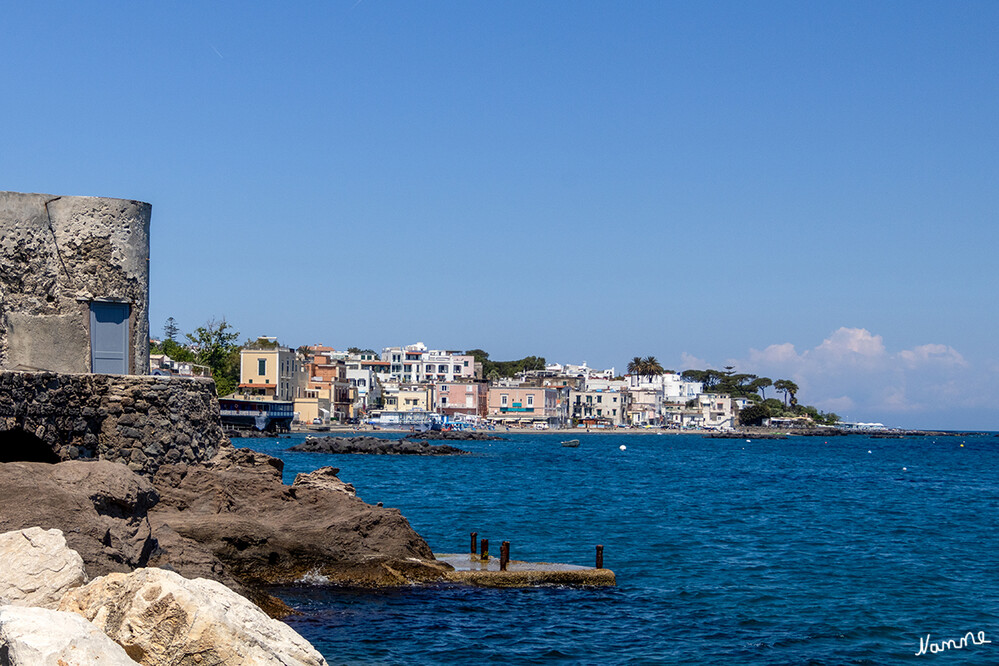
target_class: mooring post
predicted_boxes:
[470,532,478,557]
[480,538,489,560]
[500,541,510,571]
[596,544,604,569]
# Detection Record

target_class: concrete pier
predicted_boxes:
[436,553,616,587]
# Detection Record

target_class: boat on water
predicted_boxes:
[561,439,580,448]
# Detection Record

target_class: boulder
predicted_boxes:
[59,568,327,666]
[288,436,468,455]
[0,605,139,665]
[0,527,86,608]
[148,448,450,587]
[0,461,158,576]
[291,467,356,496]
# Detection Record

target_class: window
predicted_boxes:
[439,364,447,373]
[501,394,508,407]
[440,385,448,392]
[258,359,266,375]
[597,395,602,403]
[441,397,448,405]
[454,365,461,373]
[527,395,534,407]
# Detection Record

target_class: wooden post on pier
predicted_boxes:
[500,541,510,571]
[470,532,477,557]
[596,544,604,569]
[480,538,489,560]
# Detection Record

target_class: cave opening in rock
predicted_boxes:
[0,427,61,463]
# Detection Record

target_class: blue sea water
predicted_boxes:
[234,432,999,665]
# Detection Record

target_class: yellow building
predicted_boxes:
[237,347,298,401]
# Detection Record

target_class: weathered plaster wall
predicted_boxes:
[0,191,151,374]
[0,372,229,475]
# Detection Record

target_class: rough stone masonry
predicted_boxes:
[0,191,228,473]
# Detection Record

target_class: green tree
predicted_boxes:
[163,317,180,342]
[739,403,771,426]
[773,379,799,408]
[641,356,665,383]
[186,319,241,396]
[347,347,362,355]
[751,377,773,400]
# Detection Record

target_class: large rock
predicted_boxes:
[288,435,468,455]
[0,461,158,576]
[0,605,139,665]
[59,568,327,666]
[0,527,86,608]
[148,448,450,587]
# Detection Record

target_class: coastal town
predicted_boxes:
[151,333,852,435]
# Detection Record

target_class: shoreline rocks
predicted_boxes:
[0,528,86,609]
[404,430,503,441]
[61,567,329,666]
[0,460,159,576]
[288,436,469,456]
[148,448,451,591]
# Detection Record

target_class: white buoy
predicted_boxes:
[902,467,907,471]
[868,450,872,454]
[745,439,751,443]
[619,445,626,451]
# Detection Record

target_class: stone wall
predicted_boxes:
[0,372,228,475]
[0,191,151,374]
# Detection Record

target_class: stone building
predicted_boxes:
[0,190,227,473]
[0,190,151,375]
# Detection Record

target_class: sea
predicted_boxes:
[233,431,999,665]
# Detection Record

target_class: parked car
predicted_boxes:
[312,418,323,425]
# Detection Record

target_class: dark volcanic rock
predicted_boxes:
[707,432,787,440]
[405,430,503,441]
[288,436,469,456]
[148,447,451,590]
[0,460,159,576]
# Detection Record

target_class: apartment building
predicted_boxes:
[381,342,475,383]
[238,346,298,401]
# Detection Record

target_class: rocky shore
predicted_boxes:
[405,430,504,441]
[0,527,329,665]
[288,435,470,456]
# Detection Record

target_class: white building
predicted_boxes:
[381,342,475,384]
[627,373,702,404]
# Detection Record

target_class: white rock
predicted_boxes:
[0,605,139,665]
[60,567,328,665]
[0,527,87,608]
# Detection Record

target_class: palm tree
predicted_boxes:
[628,357,645,385]
[641,356,665,383]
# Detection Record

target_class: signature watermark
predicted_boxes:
[915,630,991,656]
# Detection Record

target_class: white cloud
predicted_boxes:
[898,343,967,368]
[812,327,885,359]
[723,327,995,428]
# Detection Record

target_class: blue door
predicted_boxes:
[90,302,130,374]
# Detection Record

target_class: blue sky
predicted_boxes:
[3,2,997,429]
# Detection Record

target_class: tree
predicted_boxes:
[186,319,241,396]
[163,317,179,342]
[296,345,312,362]
[627,357,644,379]
[347,347,362,355]
[751,377,773,400]
[739,403,771,426]
[773,379,799,408]
[641,356,665,383]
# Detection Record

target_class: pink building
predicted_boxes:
[486,386,562,425]
[433,381,489,417]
